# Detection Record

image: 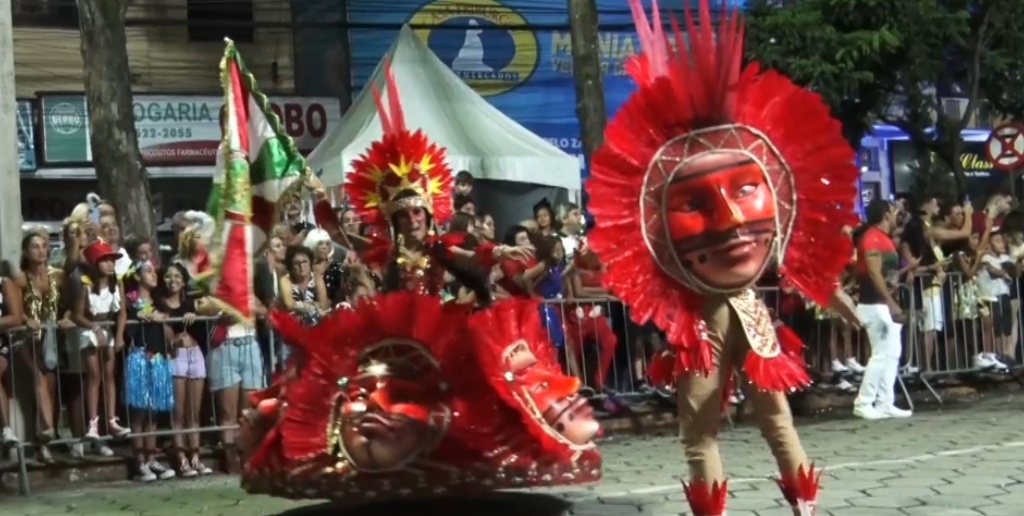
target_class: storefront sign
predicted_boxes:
[39,94,341,166]
[18,99,36,172]
[889,139,1000,196]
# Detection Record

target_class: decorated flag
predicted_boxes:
[205,38,310,323]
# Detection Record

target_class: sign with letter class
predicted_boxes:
[39,94,341,166]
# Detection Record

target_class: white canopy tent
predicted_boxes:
[306,24,582,193]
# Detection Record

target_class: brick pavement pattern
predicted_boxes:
[6,396,1024,515]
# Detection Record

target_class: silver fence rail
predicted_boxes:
[2,277,1022,495]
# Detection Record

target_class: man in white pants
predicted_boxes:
[853,200,912,420]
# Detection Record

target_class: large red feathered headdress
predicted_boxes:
[586,0,858,347]
[345,60,454,227]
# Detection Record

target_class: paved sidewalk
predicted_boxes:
[6,396,1024,515]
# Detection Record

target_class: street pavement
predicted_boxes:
[6,395,1024,515]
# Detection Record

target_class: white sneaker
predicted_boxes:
[191,455,213,475]
[179,456,199,478]
[135,463,157,482]
[107,418,131,438]
[148,460,176,480]
[900,364,920,375]
[845,357,867,373]
[876,404,912,418]
[836,379,857,392]
[83,418,100,441]
[1,426,19,445]
[93,442,114,457]
[975,353,1007,371]
[853,404,890,420]
[831,359,850,373]
[69,443,85,459]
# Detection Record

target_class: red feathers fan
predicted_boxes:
[586,0,858,381]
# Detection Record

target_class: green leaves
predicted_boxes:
[745,0,1024,196]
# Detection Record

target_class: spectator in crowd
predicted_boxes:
[558,202,584,260]
[123,259,176,482]
[303,228,343,303]
[99,214,133,277]
[474,213,495,243]
[279,245,329,326]
[0,260,24,446]
[901,195,973,372]
[497,225,543,298]
[564,242,617,392]
[16,229,68,461]
[533,198,557,236]
[852,199,911,420]
[157,262,212,477]
[338,207,360,237]
[534,234,570,351]
[454,194,476,216]
[71,239,130,440]
[208,299,267,472]
[123,235,155,264]
[455,170,474,197]
[953,230,994,369]
[521,218,539,233]
[979,232,1016,361]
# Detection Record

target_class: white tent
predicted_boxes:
[306,25,581,192]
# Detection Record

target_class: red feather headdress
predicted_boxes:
[586,0,858,357]
[345,60,454,227]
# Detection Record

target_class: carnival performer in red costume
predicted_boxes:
[236,64,602,505]
[585,1,860,515]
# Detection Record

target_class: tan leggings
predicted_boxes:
[676,318,809,483]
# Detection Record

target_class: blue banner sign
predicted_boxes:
[347,0,747,178]
[18,99,36,172]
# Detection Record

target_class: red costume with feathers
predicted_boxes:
[586,1,858,515]
[238,61,602,505]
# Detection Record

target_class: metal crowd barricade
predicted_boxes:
[902,271,1024,403]
[2,315,283,496]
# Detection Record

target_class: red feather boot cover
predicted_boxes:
[776,464,822,516]
[682,478,728,516]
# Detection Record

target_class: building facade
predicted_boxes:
[12,0,295,96]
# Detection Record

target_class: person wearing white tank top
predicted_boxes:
[72,240,130,441]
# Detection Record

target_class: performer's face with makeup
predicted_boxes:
[395,207,428,241]
[665,153,776,289]
[338,369,434,471]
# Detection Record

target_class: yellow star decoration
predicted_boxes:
[373,154,439,206]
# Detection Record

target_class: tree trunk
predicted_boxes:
[566,0,607,173]
[77,0,155,244]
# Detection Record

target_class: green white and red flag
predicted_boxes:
[205,38,309,323]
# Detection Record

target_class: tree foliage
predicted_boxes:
[744,0,1024,198]
[744,0,902,150]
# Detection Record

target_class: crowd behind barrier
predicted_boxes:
[3,274,1024,495]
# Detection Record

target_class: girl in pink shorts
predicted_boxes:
[158,262,212,476]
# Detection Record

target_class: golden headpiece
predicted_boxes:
[344,60,453,226]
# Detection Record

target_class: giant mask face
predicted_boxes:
[329,340,449,472]
[641,126,795,294]
[502,340,599,446]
